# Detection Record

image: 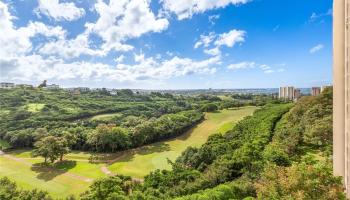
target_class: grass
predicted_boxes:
[25,103,45,113]
[0,150,107,198]
[218,95,233,101]
[90,113,121,121]
[0,139,11,150]
[108,106,257,178]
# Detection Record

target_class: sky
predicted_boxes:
[0,0,333,89]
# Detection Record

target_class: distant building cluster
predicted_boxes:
[279,85,332,101]
[0,82,34,89]
[0,81,60,90]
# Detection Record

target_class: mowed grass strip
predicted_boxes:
[108,106,257,178]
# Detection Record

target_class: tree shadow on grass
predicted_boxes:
[90,143,171,164]
[136,143,171,155]
[31,160,77,181]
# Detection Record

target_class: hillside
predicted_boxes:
[0,88,345,200]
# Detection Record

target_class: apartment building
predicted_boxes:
[311,87,321,96]
[333,0,350,197]
[279,86,295,100]
[294,89,301,100]
[0,82,15,89]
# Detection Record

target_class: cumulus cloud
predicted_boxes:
[2,53,220,82]
[35,0,85,21]
[309,44,324,53]
[162,0,249,20]
[114,55,125,63]
[88,0,169,49]
[34,0,169,59]
[0,1,66,57]
[214,29,245,47]
[194,32,216,48]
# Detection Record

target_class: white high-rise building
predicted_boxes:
[279,86,295,100]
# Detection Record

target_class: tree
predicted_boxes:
[201,103,218,112]
[87,124,130,152]
[0,177,52,200]
[38,80,47,88]
[32,136,69,163]
[255,162,346,200]
[81,176,132,200]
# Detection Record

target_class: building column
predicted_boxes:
[333,0,349,197]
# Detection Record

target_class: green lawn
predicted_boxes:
[218,95,234,101]
[0,150,107,198]
[108,106,257,178]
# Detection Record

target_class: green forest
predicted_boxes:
[0,87,346,199]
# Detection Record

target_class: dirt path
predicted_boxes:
[0,150,93,183]
[100,166,114,176]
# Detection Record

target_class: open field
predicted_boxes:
[0,106,257,197]
[108,107,257,178]
[90,113,121,121]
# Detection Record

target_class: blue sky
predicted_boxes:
[0,0,333,89]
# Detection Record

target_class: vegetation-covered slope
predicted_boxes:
[1,88,345,199]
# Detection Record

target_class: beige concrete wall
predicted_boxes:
[333,0,349,197]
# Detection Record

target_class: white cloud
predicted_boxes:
[194,29,245,55]
[2,52,221,83]
[31,0,169,59]
[228,61,255,70]
[204,47,221,56]
[114,55,125,63]
[309,8,332,23]
[214,29,245,47]
[0,2,66,57]
[36,0,85,21]
[259,64,270,70]
[38,32,133,59]
[227,62,285,74]
[263,69,274,74]
[309,44,324,53]
[194,32,216,48]
[89,0,169,49]
[162,0,249,20]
